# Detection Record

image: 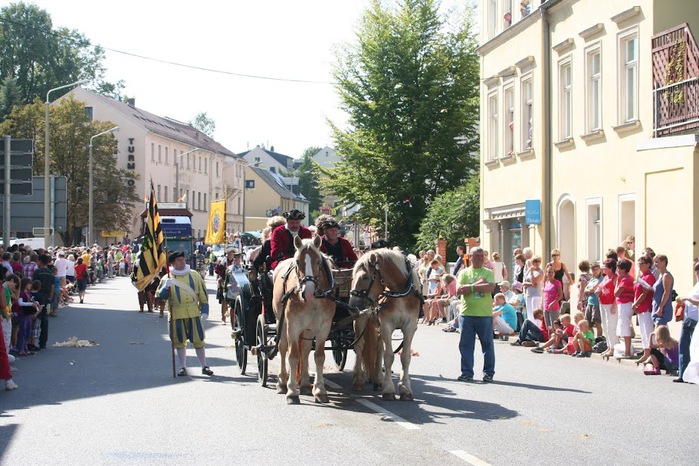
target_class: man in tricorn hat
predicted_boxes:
[319,218,357,269]
[269,209,312,270]
[156,251,214,377]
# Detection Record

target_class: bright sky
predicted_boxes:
[18,0,469,159]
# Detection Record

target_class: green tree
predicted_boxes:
[0,97,140,245]
[0,76,22,120]
[190,112,216,138]
[414,173,480,261]
[296,146,323,220]
[324,0,480,251]
[0,2,122,107]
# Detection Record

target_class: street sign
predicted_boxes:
[9,183,32,195]
[0,167,32,181]
[0,152,33,167]
[32,227,53,236]
[0,139,33,166]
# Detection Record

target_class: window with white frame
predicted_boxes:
[559,60,572,140]
[503,0,513,29]
[586,46,602,132]
[165,147,169,165]
[586,200,602,265]
[521,75,533,150]
[488,91,499,160]
[488,0,498,39]
[619,30,638,123]
[504,85,515,155]
[158,145,161,163]
[151,143,154,161]
[164,186,168,203]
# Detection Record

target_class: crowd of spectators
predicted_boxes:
[412,237,699,385]
[1,240,138,391]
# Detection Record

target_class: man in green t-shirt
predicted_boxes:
[456,247,496,382]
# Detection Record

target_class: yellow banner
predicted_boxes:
[101,231,125,238]
[205,200,226,244]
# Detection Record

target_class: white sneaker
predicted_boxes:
[8,354,15,363]
[6,379,18,390]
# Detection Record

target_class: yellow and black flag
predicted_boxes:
[132,180,167,291]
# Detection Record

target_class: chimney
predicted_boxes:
[127,98,135,107]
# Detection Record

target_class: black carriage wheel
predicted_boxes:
[332,339,348,371]
[234,297,247,375]
[256,314,269,387]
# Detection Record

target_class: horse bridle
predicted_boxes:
[350,257,417,309]
[280,251,336,306]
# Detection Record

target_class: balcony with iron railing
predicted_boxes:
[652,23,699,137]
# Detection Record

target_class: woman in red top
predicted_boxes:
[596,259,618,358]
[633,256,656,364]
[615,260,635,358]
[74,257,88,304]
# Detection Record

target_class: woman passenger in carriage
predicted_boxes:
[319,218,358,269]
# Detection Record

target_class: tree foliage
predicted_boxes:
[415,173,480,261]
[325,0,480,251]
[190,112,216,138]
[296,146,323,219]
[0,97,140,245]
[0,2,122,113]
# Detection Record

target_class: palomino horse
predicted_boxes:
[349,249,421,400]
[272,234,336,404]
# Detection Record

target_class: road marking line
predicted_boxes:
[449,450,491,466]
[356,398,420,430]
[325,379,419,430]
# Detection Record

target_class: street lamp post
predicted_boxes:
[175,148,200,203]
[88,126,119,246]
[45,79,90,247]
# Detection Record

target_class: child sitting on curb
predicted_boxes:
[531,313,575,353]
[511,308,548,347]
[571,319,595,357]
[644,325,679,375]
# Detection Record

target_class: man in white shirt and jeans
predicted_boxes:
[54,250,69,289]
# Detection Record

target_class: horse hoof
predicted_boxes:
[277,384,288,395]
[300,386,313,396]
[399,393,414,401]
[287,395,301,405]
[314,394,330,404]
[382,393,396,401]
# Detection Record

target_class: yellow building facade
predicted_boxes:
[479,0,699,293]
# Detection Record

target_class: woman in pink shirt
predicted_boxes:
[596,259,618,358]
[615,260,635,358]
[542,265,563,335]
[633,256,656,364]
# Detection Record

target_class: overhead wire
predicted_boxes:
[0,16,333,85]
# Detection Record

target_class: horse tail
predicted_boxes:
[362,315,379,383]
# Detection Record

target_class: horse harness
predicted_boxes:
[349,256,423,354]
[350,257,422,315]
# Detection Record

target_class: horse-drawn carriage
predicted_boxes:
[226,236,422,404]
[226,244,356,385]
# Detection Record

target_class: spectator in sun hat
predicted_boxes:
[269,209,312,270]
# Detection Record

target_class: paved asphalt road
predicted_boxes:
[1,274,697,465]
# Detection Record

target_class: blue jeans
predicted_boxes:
[518,319,544,343]
[458,315,495,378]
[679,319,697,378]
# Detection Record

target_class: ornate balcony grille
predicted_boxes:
[652,23,699,136]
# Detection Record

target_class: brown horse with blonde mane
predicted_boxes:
[349,248,421,400]
[272,234,335,404]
